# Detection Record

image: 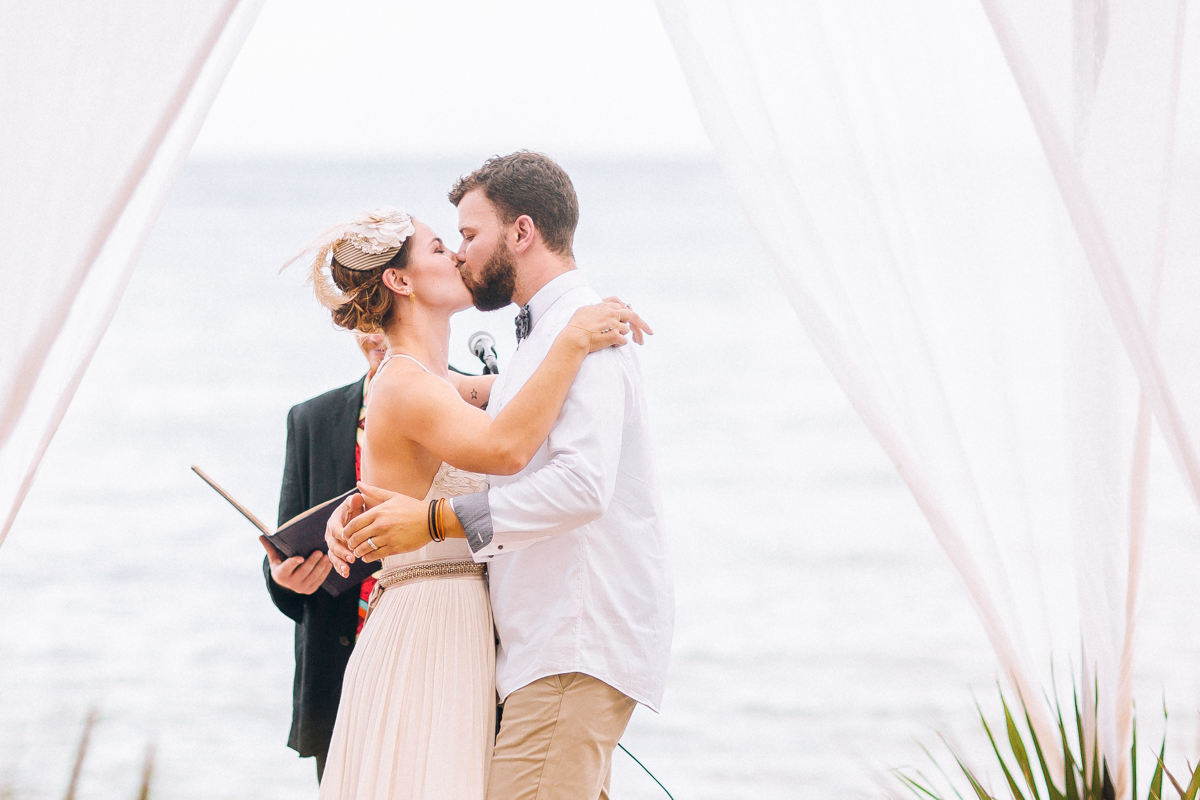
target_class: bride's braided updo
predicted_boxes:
[283,207,417,334]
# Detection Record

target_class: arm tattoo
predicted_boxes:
[471,388,478,400]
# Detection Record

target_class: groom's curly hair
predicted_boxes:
[449,151,579,256]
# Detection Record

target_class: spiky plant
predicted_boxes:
[895,683,1200,800]
[1,710,154,800]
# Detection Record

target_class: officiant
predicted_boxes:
[260,331,387,780]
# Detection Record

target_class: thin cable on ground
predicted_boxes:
[618,742,676,799]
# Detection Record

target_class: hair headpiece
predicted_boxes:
[281,207,416,275]
[281,207,416,320]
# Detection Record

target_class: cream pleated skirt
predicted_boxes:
[318,573,495,800]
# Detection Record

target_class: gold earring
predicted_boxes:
[409,290,416,306]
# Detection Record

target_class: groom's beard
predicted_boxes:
[464,240,518,312]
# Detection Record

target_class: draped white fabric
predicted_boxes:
[0,0,265,544]
[657,0,1199,791]
[1,0,1195,791]
[982,2,1199,784]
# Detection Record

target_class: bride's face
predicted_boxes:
[393,220,473,313]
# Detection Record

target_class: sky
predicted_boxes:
[192,0,713,160]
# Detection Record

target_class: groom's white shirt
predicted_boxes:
[451,269,674,711]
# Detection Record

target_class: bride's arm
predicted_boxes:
[448,372,495,409]
[445,297,650,410]
[375,302,631,476]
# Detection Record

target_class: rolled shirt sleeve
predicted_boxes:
[454,348,625,560]
[449,490,493,553]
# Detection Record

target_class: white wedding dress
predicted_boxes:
[319,356,495,800]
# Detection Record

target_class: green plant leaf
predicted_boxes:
[1024,705,1065,800]
[978,699,1028,800]
[1055,701,1080,800]
[1179,760,1200,800]
[925,741,969,800]
[1148,737,1166,800]
[1130,709,1137,800]
[951,749,998,800]
[1003,692,1042,800]
[896,770,942,800]
[1161,763,1185,798]
[134,744,155,800]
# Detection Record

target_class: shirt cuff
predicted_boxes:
[450,491,493,554]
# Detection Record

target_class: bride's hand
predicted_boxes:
[325,492,365,577]
[603,296,653,345]
[564,302,632,353]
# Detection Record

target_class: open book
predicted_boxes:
[192,465,376,597]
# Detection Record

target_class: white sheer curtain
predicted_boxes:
[979,1,1199,504]
[0,0,265,545]
[981,1,1199,783]
[657,0,1198,790]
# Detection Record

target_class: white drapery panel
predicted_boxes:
[656,0,1198,790]
[979,1,1199,786]
[0,0,265,545]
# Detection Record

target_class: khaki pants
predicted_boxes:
[487,673,637,800]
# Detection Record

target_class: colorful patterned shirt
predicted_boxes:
[356,375,380,637]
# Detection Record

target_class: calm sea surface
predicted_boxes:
[3,160,1200,798]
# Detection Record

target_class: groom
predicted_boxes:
[327,151,674,799]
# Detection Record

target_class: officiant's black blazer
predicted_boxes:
[264,375,365,765]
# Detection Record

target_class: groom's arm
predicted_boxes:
[334,350,626,568]
[452,349,626,559]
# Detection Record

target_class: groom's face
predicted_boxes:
[456,189,517,311]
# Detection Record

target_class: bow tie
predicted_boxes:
[515,304,532,342]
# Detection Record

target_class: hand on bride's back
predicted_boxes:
[566,302,634,352]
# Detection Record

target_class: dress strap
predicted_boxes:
[377,352,434,375]
[368,353,449,407]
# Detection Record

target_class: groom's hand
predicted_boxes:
[344,483,433,562]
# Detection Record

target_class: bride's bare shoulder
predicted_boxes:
[367,363,456,421]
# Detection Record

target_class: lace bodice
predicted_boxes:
[381,462,488,569]
[422,461,489,501]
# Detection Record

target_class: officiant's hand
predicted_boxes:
[603,296,654,345]
[260,535,332,594]
[344,483,465,562]
[325,492,367,577]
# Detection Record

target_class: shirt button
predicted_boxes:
[339,636,350,646]
[497,545,503,550]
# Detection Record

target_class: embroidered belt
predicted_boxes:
[365,559,485,621]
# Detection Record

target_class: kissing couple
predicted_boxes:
[289,151,675,799]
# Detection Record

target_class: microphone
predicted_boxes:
[469,331,500,375]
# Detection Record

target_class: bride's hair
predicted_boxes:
[312,239,413,334]
[282,207,418,334]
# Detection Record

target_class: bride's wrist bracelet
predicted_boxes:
[427,498,447,542]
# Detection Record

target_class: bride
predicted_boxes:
[287,208,635,799]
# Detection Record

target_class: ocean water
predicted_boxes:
[3,159,1200,799]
